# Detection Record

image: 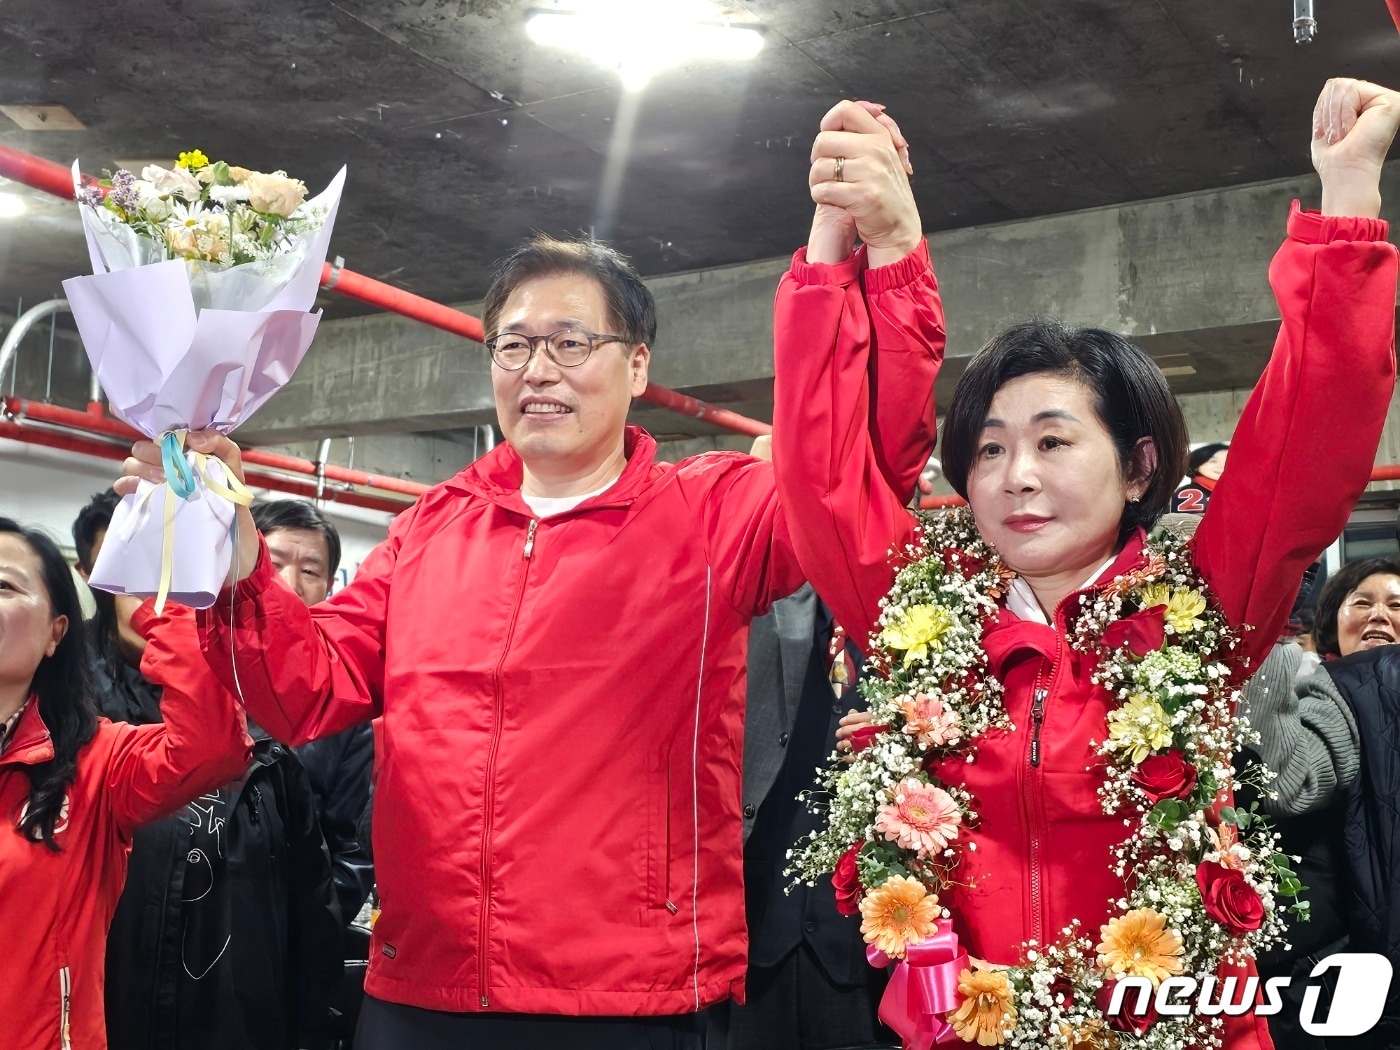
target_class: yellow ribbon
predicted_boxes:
[150,432,254,614]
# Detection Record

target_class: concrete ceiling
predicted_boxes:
[2,0,1399,320]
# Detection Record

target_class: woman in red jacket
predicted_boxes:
[773,79,1400,1048]
[0,518,250,1050]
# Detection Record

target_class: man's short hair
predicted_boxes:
[481,234,657,349]
[250,499,342,579]
[73,489,121,572]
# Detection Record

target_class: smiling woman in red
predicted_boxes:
[0,519,250,1050]
[774,78,1400,1047]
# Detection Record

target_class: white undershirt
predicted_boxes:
[520,480,616,519]
[1005,556,1117,626]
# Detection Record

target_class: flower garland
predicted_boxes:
[789,507,1306,1049]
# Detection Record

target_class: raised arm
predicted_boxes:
[117,431,406,744]
[194,508,415,745]
[772,101,942,648]
[104,603,251,834]
[1193,80,1400,670]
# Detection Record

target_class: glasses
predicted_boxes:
[486,328,627,370]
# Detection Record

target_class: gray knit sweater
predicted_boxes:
[1237,641,1361,818]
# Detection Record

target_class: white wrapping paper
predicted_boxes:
[62,166,346,607]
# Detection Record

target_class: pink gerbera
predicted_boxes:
[875,778,962,856]
[900,693,963,748]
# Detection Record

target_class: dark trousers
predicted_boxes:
[711,941,894,1050]
[355,996,706,1050]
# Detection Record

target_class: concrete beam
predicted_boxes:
[227,162,1400,444]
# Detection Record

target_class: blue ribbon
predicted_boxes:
[161,431,199,501]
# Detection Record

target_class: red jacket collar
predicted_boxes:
[0,696,55,769]
[446,424,660,514]
[982,528,1152,672]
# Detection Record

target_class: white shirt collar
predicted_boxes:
[1005,556,1118,626]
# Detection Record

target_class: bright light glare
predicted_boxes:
[526,3,764,90]
[0,192,26,219]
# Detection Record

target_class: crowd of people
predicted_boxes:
[2,78,1399,1050]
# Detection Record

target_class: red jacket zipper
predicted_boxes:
[479,517,538,1007]
[1024,628,1064,947]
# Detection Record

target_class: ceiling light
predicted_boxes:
[0,192,26,218]
[526,2,764,91]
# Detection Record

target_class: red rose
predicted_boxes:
[1103,605,1167,657]
[1096,979,1159,1035]
[1196,861,1265,935]
[832,844,863,915]
[850,725,887,753]
[1131,750,1199,803]
[939,548,987,578]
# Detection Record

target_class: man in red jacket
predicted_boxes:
[116,101,942,1049]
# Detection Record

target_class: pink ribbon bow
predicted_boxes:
[868,921,970,1049]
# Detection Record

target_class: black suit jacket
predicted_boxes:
[741,584,874,985]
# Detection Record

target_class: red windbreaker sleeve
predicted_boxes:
[195,498,421,745]
[772,240,945,650]
[1193,203,1399,672]
[104,603,252,835]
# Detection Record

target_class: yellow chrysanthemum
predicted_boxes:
[1139,582,1207,634]
[176,148,210,170]
[949,966,1017,1046]
[879,604,955,668]
[1096,908,1184,985]
[1106,694,1173,764]
[858,875,940,959]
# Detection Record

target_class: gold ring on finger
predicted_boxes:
[833,156,845,182]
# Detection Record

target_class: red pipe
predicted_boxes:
[4,398,429,498]
[320,261,771,435]
[0,145,773,439]
[918,494,967,510]
[634,384,771,437]
[322,262,486,343]
[0,144,82,200]
[0,419,414,514]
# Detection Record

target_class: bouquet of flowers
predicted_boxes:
[63,150,346,609]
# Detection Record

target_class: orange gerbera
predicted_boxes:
[1096,908,1185,985]
[948,966,1017,1046]
[858,875,940,959]
[1059,1019,1119,1050]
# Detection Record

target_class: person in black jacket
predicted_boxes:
[711,583,893,1050]
[251,499,376,925]
[1239,556,1400,1049]
[75,490,344,1050]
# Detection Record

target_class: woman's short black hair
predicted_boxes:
[0,519,98,849]
[1188,443,1229,477]
[940,319,1190,539]
[1314,555,1400,658]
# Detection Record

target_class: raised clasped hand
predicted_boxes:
[1311,78,1400,219]
[807,99,921,267]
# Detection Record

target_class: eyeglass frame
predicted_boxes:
[485,327,631,371]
